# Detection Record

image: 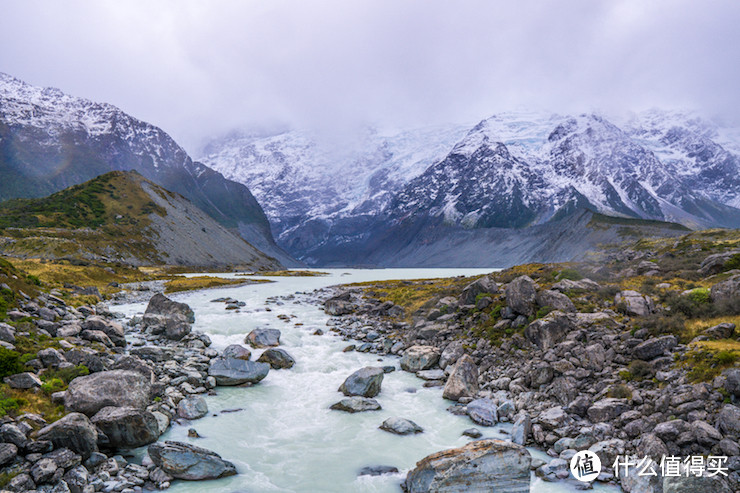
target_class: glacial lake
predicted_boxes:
[114,269,620,493]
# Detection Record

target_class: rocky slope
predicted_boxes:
[0,72,293,266]
[201,111,740,266]
[318,228,740,491]
[0,170,282,270]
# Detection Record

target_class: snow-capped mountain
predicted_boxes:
[0,72,292,266]
[200,109,740,266]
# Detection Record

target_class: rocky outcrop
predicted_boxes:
[535,289,576,313]
[147,441,237,480]
[711,275,740,304]
[403,439,531,493]
[615,290,655,317]
[207,358,270,386]
[523,311,574,350]
[91,406,160,448]
[338,367,384,398]
[505,276,537,317]
[459,276,498,305]
[64,370,152,416]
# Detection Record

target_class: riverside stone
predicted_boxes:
[91,406,160,448]
[148,441,237,480]
[257,348,296,369]
[442,354,479,401]
[145,293,195,323]
[178,396,209,420]
[524,311,574,350]
[207,358,269,386]
[467,399,498,427]
[379,417,423,435]
[245,328,281,348]
[339,367,384,398]
[587,398,630,423]
[330,397,381,413]
[400,345,440,372]
[404,439,531,493]
[64,370,152,416]
[222,344,251,360]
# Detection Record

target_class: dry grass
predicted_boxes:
[164,276,271,293]
[684,315,740,341]
[0,384,65,423]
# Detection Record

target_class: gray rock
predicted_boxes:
[38,348,66,367]
[404,439,531,493]
[587,398,630,423]
[145,293,195,323]
[615,290,655,317]
[0,322,15,343]
[142,313,192,340]
[724,368,740,397]
[439,341,464,370]
[359,465,399,476]
[147,441,237,480]
[81,316,126,347]
[467,398,498,427]
[511,414,531,445]
[718,404,740,435]
[505,276,537,317]
[324,294,355,315]
[177,396,209,420]
[222,344,251,360]
[379,417,423,435]
[704,322,736,340]
[44,448,81,469]
[111,355,155,383]
[31,457,58,484]
[459,275,498,305]
[64,370,152,416]
[699,251,740,275]
[636,433,670,462]
[330,397,382,413]
[536,290,576,313]
[400,345,441,372]
[551,278,600,292]
[63,465,89,493]
[463,428,482,438]
[257,348,296,369]
[0,442,17,466]
[91,406,160,448]
[339,367,384,398]
[4,371,42,389]
[663,475,732,493]
[0,423,28,448]
[620,460,662,493]
[35,413,98,459]
[691,420,722,446]
[130,345,173,362]
[207,357,270,386]
[633,336,677,360]
[80,329,113,347]
[589,438,625,466]
[524,311,575,350]
[711,275,740,304]
[245,328,281,348]
[442,354,478,401]
[539,406,567,430]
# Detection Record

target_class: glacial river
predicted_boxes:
[115,269,620,493]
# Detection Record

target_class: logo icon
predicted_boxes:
[570,450,601,482]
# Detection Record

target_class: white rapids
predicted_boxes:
[113,268,620,493]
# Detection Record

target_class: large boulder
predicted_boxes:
[257,348,296,369]
[324,292,355,315]
[711,275,740,304]
[535,290,576,313]
[442,354,478,401]
[207,358,269,386]
[505,276,537,317]
[222,344,251,360]
[65,370,152,416]
[404,439,531,493]
[34,413,98,459]
[81,316,126,347]
[142,313,192,341]
[459,276,498,305]
[699,251,740,276]
[524,311,574,350]
[91,406,160,448]
[145,293,195,323]
[4,372,42,389]
[330,397,381,413]
[633,335,677,361]
[615,290,654,317]
[400,346,441,372]
[339,367,384,398]
[704,322,736,340]
[148,441,237,480]
[439,341,464,370]
[717,404,740,435]
[245,328,281,348]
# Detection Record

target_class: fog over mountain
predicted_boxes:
[1,1,739,153]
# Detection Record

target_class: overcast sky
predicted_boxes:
[1,0,739,153]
